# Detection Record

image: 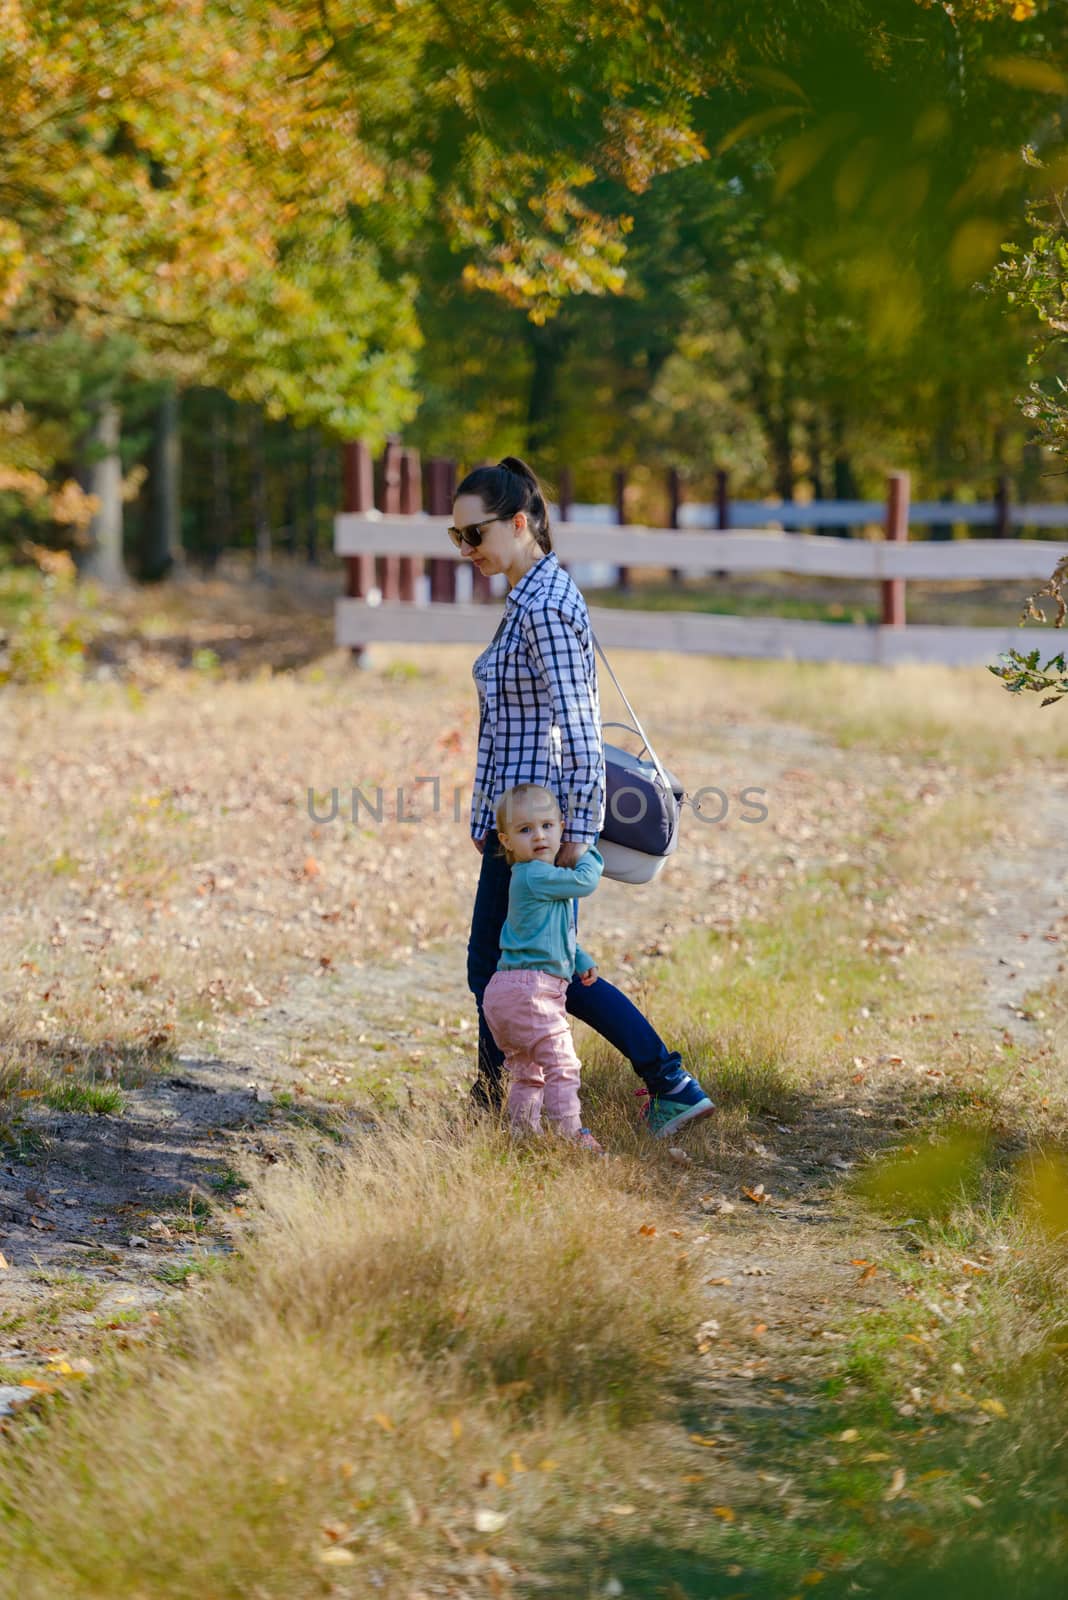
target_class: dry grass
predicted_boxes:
[3,571,1067,1598]
[0,1108,704,1599]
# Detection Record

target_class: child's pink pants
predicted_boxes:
[481,969,583,1135]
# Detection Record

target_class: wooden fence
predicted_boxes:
[334,443,1068,668]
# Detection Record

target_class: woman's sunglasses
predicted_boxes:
[447,517,497,550]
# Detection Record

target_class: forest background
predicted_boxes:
[2,0,1068,576]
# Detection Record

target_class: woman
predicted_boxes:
[455,455,715,1138]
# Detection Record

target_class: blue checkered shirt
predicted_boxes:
[471,552,605,845]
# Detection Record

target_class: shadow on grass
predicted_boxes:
[531,1533,1068,1600]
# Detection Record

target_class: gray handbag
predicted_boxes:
[592,634,685,885]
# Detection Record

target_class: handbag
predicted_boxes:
[591,633,685,885]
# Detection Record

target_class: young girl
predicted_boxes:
[481,782,605,1151]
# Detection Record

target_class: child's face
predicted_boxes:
[499,801,562,863]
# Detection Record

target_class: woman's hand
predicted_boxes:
[579,965,599,986]
[473,835,487,855]
[554,841,586,869]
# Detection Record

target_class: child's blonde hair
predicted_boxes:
[494,783,561,865]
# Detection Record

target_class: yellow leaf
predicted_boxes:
[510,1453,527,1475]
[712,1505,736,1522]
[372,1412,394,1432]
[862,1451,891,1462]
[607,1504,638,1517]
[0,1252,8,1270]
[802,1575,826,1588]
[317,1548,355,1566]
[985,56,1067,94]
[979,1398,1007,1418]
[715,105,804,157]
[689,1434,720,1448]
[537,1458,558,1472]
[884,1468,907,1502]
[838,1429,860,1443]
[451,1418,463,1441]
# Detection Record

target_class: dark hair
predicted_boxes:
[453,456,553,554]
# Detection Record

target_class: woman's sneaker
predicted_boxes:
[636,1072,715,1139]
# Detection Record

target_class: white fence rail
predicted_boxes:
[335,512,1066,668]
[335,512,1066,581]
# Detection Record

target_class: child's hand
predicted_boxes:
[579,965,599,986]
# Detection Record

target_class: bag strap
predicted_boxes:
[591,630,674,796]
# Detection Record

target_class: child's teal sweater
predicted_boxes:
[497,846,604,981]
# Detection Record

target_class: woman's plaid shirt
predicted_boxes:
[471,552,605,845]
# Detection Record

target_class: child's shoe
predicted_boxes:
[575,1127,607,1155]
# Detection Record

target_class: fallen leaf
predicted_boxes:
[862,1451,891,1462]
[712,1505,736,1522]
[689,1434,721,1448]
[0,1252,8,1270]
[473,1509,509,1534]
[753,1323,768,1336]
[884,1468,907,1502]
[838,1429,860,1443]
[451,1418,463,1441]
[963,1493,984,1509]
[707,1276,733,1286]
[372,1412,394,1432]
[857,1265,879,1284]
[317,1548,355,1566]
[607,1505,637,1517]
[978,1398,1007,1418]
[638,1224,657,1237]
[802,1575,826,1588]
[742,1185,770,1206]
[537,1458,558,1472]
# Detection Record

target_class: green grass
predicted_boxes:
[151,1257,229,1287]
[39,1081,125,1116]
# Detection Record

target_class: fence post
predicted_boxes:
[424,457,457,602]
[994,473,1011,540]
[376,437,402,600]
[398,447,423,602]
[713,468,730,581]
[342,441,375,665]
[715,469,730,531]
[614,468,630,593]
[667,467,683,585]
[881,471,909,628]
[557,465,572,575]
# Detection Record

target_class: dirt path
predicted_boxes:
[3,730,1065,1437]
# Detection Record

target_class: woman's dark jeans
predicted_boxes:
[466,840,683,1106]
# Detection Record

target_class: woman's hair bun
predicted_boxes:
[497,456,538,486]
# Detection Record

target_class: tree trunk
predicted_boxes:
[306,435,321,565]
[144,385,183,582]
[250,410,272,581]
[209,399,231,573]
[526,321,572,457]
[79,401,127,587]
